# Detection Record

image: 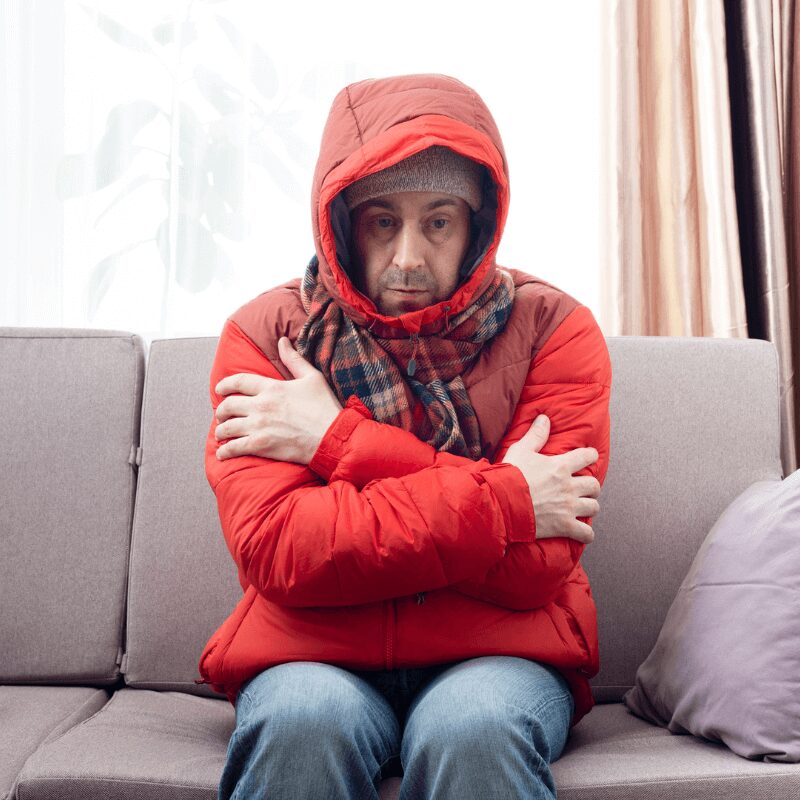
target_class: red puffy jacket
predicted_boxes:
[197,74,611,728]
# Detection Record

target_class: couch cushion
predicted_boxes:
[623,467,800,761]
[12,688,230,800]
[551,703,800,799]
[0,328,144,683]
[16,695,798,799]
[585,336,783,702]
[1,685,108,800]
[123,337,239,696]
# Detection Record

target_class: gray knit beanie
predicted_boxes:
[342,145,484,212]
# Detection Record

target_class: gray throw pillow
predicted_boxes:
[623,467,800,762]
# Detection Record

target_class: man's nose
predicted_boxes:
[392,224,425,271]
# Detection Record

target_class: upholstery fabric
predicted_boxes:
[0,686,108,800]
[13,689,232,800]
[0,328,144,683]
[581,335,783,702]
[123,337,234,697]
[551,703,800,799]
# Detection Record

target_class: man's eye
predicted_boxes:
[431,218,449,230]
[375,217,393,228]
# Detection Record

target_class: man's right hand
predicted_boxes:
[501,416,600,544]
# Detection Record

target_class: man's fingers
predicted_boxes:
[214,394,252,423]
[574,475,602,498]
[216,434,248,460]
[576,496,601,518]
[572,520,595,544]
[516,414,549,453]
[215,372,271,397]
[565,447,599,473]
[215,416,248,441]
[278,336,317,379]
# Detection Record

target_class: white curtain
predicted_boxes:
[1,0,602,345]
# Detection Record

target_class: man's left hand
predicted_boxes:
[214,336,342,465]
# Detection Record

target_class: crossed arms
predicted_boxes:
[205,306,611,612]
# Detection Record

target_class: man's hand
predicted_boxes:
[502,415,601,544]
[214,336,343,465]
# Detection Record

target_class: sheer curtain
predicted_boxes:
[1,0,602,346]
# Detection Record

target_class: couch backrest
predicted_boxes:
[587,335,783,701]
[121,336,234,696]
[122,332,784,703]
[0,327,144,684]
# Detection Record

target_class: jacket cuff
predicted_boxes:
[308,395,373,482]
[479,463,537,542]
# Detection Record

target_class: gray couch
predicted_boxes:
[1,326,797,800]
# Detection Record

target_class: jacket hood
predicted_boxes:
[311,73,510,336]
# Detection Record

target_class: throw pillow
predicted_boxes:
[623,467,800,762]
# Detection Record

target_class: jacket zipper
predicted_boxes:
[416,592,426,604]
[384,598,395,669]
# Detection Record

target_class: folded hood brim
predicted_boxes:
[311,74,510,336]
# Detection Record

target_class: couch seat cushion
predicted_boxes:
[1,686,108,800]
[14,689,231,799]
[552,703,800,799]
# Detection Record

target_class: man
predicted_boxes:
[197,73,611,799]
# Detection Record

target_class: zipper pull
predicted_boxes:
[407,332,419,377]
[416,592,426,605]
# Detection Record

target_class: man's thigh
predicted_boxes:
[220,661,403,798]
[402,656,574,763]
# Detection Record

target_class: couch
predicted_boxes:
[1,325,797,800]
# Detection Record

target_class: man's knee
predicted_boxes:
[236,663,390,749]
[401,661,573,765]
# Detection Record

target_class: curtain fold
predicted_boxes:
[601,0,746,338]
[725,0,798,476]
[603,0,798,476]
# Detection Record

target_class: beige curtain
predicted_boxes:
[601,0,798,477]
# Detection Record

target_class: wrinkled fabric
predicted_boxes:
[296,253,515,458]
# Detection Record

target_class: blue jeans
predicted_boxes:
[218,655,574,800]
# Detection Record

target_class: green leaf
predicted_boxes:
[81,5,155,54]
[88,239,155,319]
[249,141,304,204]
[152,18,197,46]
[206,140,245,212]
[95,173,159,228]
[204,189,250,240]
[156,214,233,293]
[214,14,278,100]
[87,252,123,320]
[194,64,245,115]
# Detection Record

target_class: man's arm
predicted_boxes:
[306,304,612,610]
[206,318,537,608]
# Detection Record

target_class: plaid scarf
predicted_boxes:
[295,255,515,459]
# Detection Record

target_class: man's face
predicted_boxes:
[348,191,472,317]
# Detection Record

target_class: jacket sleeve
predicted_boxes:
[309,304,612,610]
[205,318,537,608]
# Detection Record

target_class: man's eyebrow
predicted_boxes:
[359,197,460,211]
